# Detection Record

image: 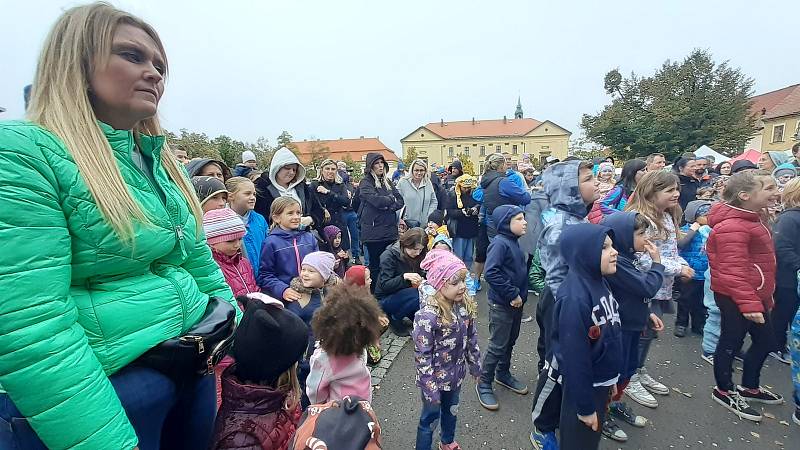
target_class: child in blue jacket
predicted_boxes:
[477,205,529,411]
[551,223,623,450]
[257,197,319,301]
[676,200,712,337]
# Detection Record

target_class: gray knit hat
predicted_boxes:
[684,200,713,223]
[191,176,227,205]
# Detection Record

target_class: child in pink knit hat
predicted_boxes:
[203,208,259,297]
[412,249,481,450]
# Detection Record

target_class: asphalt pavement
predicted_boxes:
[372,289,799,449]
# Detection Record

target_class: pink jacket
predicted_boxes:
[211,248,259,297]
[305,345,372,404]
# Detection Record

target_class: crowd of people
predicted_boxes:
[2,3,800,450]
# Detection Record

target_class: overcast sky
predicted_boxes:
[2,0,798,154]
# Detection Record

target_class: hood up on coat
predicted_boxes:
[269,147,307,190]
[601,211,637,260]
[186,158,232,179]
[492,204,524,239]
[542,160,590,218]
[561,223,615,282]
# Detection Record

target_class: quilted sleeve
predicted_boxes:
[0,130,138,450]
[181,227,240,321]
[412,310,440,404]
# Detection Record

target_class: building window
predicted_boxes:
[480,146,485,156]
[772,124,785,143]
[512,144,518,155]
[495,145,501,153]
[448,146,454,157]
[464,147,470,156]
[479,163,484,173]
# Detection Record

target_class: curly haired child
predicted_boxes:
[306,283,384,404]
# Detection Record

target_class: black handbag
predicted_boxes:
[134,297,237,380]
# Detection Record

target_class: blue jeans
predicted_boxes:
[0,366,216,450]
[452,237,474,270]
[416,389,460,450]
[343,211,360,258]
[380,287,420,321]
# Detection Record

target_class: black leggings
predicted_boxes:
[474,223,489,263]
[713,293,776,392]
[364,240,394,293]
[559,384,610,450]
[771,285,800,352]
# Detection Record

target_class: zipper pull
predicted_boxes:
[175,225,184,240]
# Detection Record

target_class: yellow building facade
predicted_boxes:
[746,83,800,152]
[400,108,570,174]
[759,115,799,153]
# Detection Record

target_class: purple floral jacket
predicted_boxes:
[412,283,482,403]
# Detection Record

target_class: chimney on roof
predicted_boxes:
[503,115,507,124]
[440,119,444,126]
[761,108,766,116]
[360,136,364,139]
[472,117,475,125]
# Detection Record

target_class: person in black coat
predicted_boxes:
[358,152,404,292]
[674,157,700,213]
[374,227,427,336]
[771,184,800,360]
[253,147,325,230]
[446,174,479,270]
[310,158,352,250]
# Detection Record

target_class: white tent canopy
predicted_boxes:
[694,145,730,162]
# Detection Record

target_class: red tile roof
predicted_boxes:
[421,118,543,139]
[749,84,800,119]
[288,137,399,165]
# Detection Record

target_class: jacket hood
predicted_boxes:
[269,147,306,190]
[601,211,637,259]
[766,151,789,168]
[186,158,232,179]
[542,160,589,218]
[707,201,761,228]
[365,152,389,174]
[449,159,463,173]
[773,163,797,179]
[560,223,614,280]
[492,204,524,238]
[480,170,503,189]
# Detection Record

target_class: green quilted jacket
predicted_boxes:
[0,121,236,449]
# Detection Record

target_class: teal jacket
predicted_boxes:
[0,121,236,449]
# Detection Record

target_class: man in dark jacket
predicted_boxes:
[358,153,405,292]
[444,159,464,191]
[477,205,529,411]
[771,203,800,360]
[674,157,700,213]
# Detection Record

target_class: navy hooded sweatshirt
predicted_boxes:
[551,223,623,416]
[602,212,666,332]
[484,205,528,306]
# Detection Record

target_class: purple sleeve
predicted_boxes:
[466,317,482,377]
[412,311,440,403]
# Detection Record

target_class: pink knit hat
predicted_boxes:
[302,251,336,281]
[203,208,246,245]
[420,249,466,290]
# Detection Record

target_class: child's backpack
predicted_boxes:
[289,396,382,450]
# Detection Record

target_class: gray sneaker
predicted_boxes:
[495,372,528,395]
[476,383,499,410]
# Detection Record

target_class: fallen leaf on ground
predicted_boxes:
[750,431,760,439]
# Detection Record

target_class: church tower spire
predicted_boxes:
[514,96,523,119]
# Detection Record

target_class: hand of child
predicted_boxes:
[510,296,523,308]
[690,222,701,232]
[283,288,301,302]
[300,216,314,228]
[404,273,423,286]
[379,315,390,328]
[680,265,695,279]
[643,240,660,263]
[649,313,665,331]
[337,250,348,259]
[578,412,599,431]
[743,312,765,324]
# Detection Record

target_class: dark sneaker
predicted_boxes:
[388,318,410,337]
[495,372,529,395]
[712,388,761,422]
[530,430,559,450]
[793,408,800,426]
[601,417,628,442]
[674,325,687,337]
[736,386,784,405]
[610,401,648,427]
[476,383,499,410]
[769,351,791,365]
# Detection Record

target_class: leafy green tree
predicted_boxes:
[402,146,419,167]
[342,155,364,181]
[454,153,475,175]
[276,130,293,149]
[301,141,331,179]
[582,49,756,160]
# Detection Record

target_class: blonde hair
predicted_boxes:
[433,269,477,325]
[782,177,800,208]
[276,363,301,411]
[315,158,342,184]
[269,196,301,230]
[27,2,202,241]
[723,170,774,207]
[225,176,255,195]
[624,171,681,239]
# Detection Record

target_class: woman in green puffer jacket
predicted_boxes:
[0,4,238,450]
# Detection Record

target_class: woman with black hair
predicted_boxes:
[598,159,647,216]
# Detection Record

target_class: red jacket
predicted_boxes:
[212,248,260,297]
[706,202,776,314]
[212,365,301,450]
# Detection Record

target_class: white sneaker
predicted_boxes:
[625,378,658,408]
[637,368,669,396]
